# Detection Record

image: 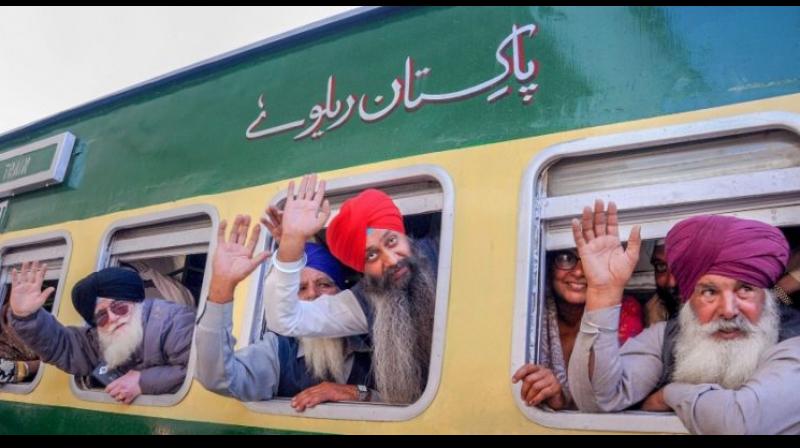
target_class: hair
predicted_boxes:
[672,289,779,389]
[299,337,347,383]
[361,246,436,404]
[97,303,144,369]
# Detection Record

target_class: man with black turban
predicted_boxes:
[565,200,800,434]
[8,262,195,404]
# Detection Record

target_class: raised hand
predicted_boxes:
[571,199,641,310]
[281,174,330,240]
[208,215,271,303]
[9,261,55,318]
[276,174,331,263]
[260,204,284,242]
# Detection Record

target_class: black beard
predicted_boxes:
[657,286,681,318]
[362,255,419,295]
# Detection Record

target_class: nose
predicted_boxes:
[719,290,739,320]
[572,259,584,277]
[667,273,677,288]
[106,308,122,324]
[382,250,400,270]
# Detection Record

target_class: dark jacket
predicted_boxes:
[10,298,195,394]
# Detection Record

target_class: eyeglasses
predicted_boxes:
[652,261,669,274]
[94,300,131,327]
[553,251,581,271]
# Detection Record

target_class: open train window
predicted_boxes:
[240,165,454,421]
[512,112,800,433]
[70,205,217,406]
[0,231,71,395]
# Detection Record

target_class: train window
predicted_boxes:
[0,231,71,395]
[513,112,800,433]
[70,205,217,407]
[240,165,454,421]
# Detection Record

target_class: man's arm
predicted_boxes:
[194,301,280,401]
[10,309,99,377]
[262,174,367,338]
[7,261,99,375]
[263,264,368,338]
[568,306,666,412]
[663,338,800,435]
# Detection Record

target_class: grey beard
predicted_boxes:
[97,304,144,370]
[362,252,436,404]
[299,337,347,383]
[672,290,779,389]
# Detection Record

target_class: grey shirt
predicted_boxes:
[195,301,368,402]
[195,301,280,401]
[10,298,194,394]
[568,305,800,434]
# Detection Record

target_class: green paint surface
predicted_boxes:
[0,400,314,435]
[1,6,799,231]
[0,144,56,183]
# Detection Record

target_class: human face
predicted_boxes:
[298,267,340,301]
[688,274,767,340]
[651,245,677,290]
[551,250,587,305]
[363,229,412,283]
[94,297,134,333]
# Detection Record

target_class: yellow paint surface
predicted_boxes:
[2,93,799,434]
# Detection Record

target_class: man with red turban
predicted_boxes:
[262,174,439,404]
[566,200,800,434]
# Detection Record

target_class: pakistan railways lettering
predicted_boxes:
[245,24,539,142]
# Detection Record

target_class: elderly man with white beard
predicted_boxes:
[263,174,438,405]
[566,200,800,434]
[195,216,375,411]
[8,263,195,404]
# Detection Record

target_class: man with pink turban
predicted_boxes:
[566,200,800,434]
[262,174,439,405]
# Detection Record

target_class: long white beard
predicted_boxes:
[672,290,779,389]
[97,304,144,369]
[299,337,346,383]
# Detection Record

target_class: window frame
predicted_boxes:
[69,204,218,407]
[0,230,72,395]
[512,111,800,433]
[240,164,455,421]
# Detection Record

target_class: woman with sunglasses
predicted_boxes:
[512,249,643,410]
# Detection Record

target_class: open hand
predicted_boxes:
[571,199,641,310]
[9,261,54,318]
[208,215,271,303]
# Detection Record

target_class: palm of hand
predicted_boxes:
[282,200,324,237]
[11,281,44,315]
[580,234,637,289]
[214,242,258,284]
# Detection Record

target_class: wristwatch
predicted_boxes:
[356,384,370,402]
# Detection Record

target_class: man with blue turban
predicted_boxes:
[195,215,375,410]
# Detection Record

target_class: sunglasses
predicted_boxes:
[553,251,581,271]
[94,300,131,327]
